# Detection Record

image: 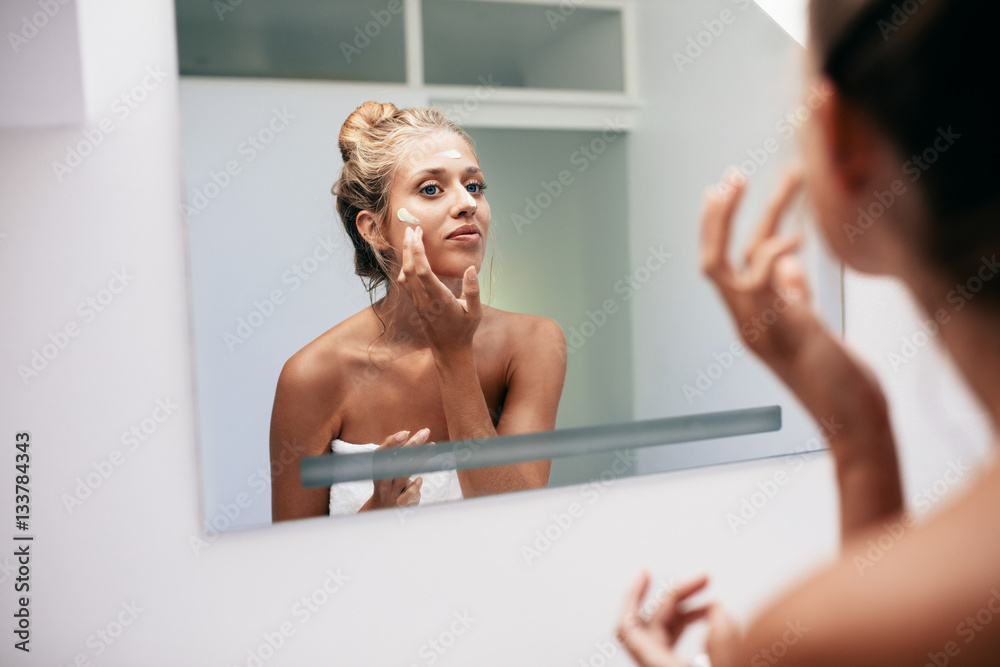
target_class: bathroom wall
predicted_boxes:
[0,2,992,667]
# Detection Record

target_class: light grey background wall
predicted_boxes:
[1,1,993,666]
[628,0,843,476]
[465,126,635,486]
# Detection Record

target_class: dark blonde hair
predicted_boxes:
[332,101,479,301]
[811,0,1000,296]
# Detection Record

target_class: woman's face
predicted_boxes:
[797,47,854,266]
[796,40,904,276]
[384,131,490,280]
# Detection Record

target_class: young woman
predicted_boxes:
[270,102,567,520]
[617,0,1000,664]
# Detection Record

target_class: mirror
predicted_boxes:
[177,0,840,532]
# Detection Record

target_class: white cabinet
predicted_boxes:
[175,0,638,130]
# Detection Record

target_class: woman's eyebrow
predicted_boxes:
[410,166,483,181]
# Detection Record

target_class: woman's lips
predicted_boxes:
[446,225,480,242]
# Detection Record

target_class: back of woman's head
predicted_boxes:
[333,101,477,298]
[810,0,1000,294]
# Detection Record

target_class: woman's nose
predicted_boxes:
[455,189,477,215]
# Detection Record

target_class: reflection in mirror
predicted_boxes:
[177,0,842,531]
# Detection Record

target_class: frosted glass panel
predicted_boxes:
[175,0,407,83]
[422,0,625,91]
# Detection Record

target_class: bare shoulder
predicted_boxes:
[276,309,376,406]
[483,308,567,358]
[742,460,1000,666]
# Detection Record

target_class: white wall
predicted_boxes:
[0,2,992,667]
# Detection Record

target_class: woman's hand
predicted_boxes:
[701,169,903,538]
[397,226,482,354]
[359,428,430,512]
[700,170,818,370]
[616,573,716,667]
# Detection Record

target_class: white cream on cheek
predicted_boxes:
[436,149,462,159]
[396,208,421,225]
[466,193,476,206]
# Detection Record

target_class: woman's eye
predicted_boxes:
[466,182,485,194]
[420,184,439,196]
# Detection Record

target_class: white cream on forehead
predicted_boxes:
[436,149,462,159]
[396,208,421,225]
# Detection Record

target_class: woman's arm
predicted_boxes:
[269,351,340,522]
[729,461,1000,667]
[442,315,567,495]
[700,171,903,539]
[397,226,568,497]
[618,171,910,667]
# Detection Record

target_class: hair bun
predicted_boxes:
[338,101,398,162]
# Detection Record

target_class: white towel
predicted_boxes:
[329,439,464,515]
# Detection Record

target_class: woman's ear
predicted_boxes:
[356,211,390,251]
[818,82,879,195]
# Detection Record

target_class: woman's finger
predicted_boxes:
[650,574,710,627]
[700,171,747,285]
[742,171,803,266]
[742,234,803,291]
[378,430,411,450]
[409,227,455,310]
[617,571,651,641]
[668,604,712,637]
[460,265,481,319]
[398,226,414,284]
[397,477,422,507]
[773,254,811,304]
[705,604,740,667]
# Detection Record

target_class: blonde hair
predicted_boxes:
[332,101,479,301]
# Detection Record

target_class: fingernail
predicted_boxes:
[417,427,431,439]
[396,430,410,443]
